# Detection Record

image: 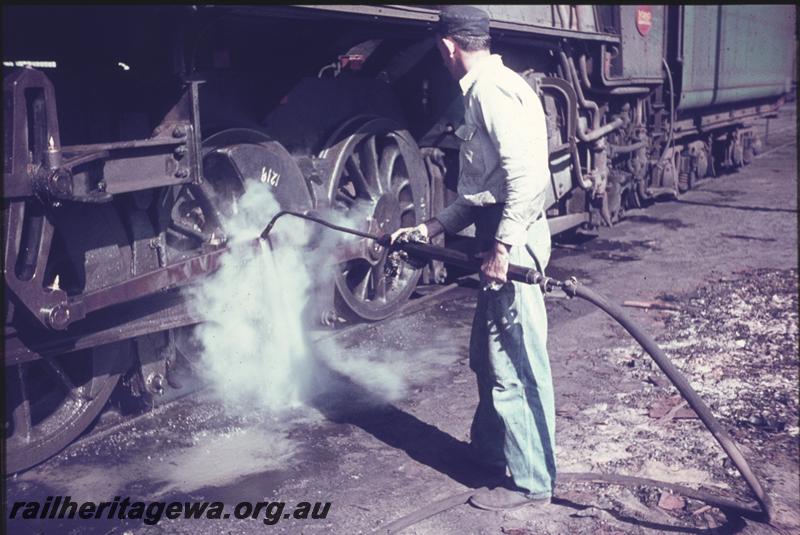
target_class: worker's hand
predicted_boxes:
[480,241,510,289]
[389,223,429,245]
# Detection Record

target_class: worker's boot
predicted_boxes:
[469,486,551,511]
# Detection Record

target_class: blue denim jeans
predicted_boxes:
[468,207,556,498]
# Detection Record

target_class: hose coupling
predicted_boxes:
[539,276,563,294]
[561,276,580,298]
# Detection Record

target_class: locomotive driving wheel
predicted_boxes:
[317,116,430,321]
[165,129,262,259]
[5,342,130,473]
[165,128,313,259]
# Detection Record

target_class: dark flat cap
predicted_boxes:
[437,5,490,37]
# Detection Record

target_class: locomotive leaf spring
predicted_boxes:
[259,210,774,529]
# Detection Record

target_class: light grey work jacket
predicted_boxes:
[435,54,551,267]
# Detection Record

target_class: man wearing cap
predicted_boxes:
[391,5,556,510]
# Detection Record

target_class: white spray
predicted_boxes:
[188,180,409,413]
[188,181,315,410]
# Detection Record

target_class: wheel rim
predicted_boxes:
[165,129,271,259]
[318,117,429,321]
[5,341,129,473]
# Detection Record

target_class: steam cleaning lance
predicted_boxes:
[260,211,556,287]
[259,210,775,528]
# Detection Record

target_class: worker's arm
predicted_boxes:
[430,197,473,236]
[390,196,474,244]
[389,216,445,244]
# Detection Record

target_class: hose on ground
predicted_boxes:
[562,278,772,522]
[259,212,775,533]
[373,278,775,533]
[373,489,476,534]
[374,472,767,535]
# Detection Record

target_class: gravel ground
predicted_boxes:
[555,268,799,534]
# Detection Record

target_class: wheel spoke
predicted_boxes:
[345,156,374,201]
[393,177,410,195]
[5,344,125,473]
[42,356,84,401]
[361,136,381,193]
[322,118,426,321]
[352,266,371,301]
[335,238,371,263]
[11,365,32,444]
[371,258,388,302]
[380,144,401,193]
[334,189,357,208]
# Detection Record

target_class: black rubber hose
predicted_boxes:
[374,473,765,535]
[562,279,773,522]
[259,212,775,528]
[557,472,761,516]
[375,277,775,533]
[261,210,380,241]
[659,57,676,164]
[372,489,476,534]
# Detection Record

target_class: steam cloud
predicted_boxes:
[188,180,408,413]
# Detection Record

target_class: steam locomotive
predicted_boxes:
[4,5,795,472]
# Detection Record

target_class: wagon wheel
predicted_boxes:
[5,341,130,473]
[317,116,430,321]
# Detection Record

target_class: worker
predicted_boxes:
[391,5,555,511]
